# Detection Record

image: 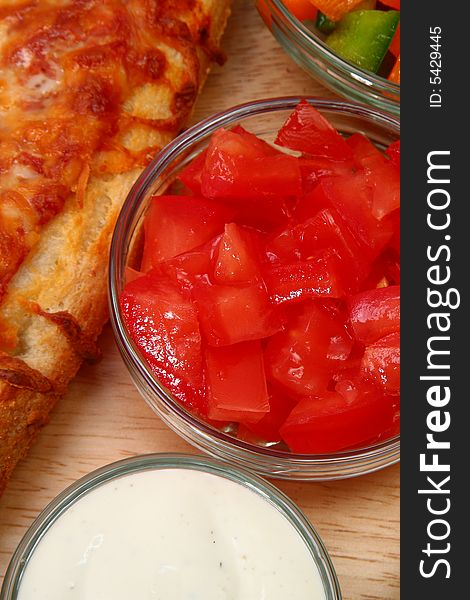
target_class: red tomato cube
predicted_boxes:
[362,332,400,395]
[178,149,208,196]
[120,273,205,412]
[193,279,284,346]
[280,389,398,453]
[240,385,296,443]
[265,301,353,396]
[275,99,353,161]
[267,208,372,292]
[141,195,234,270]
[294,180,333,223]
[319,174,393,255]
[201,128,302,200]
[230,124,280,156]
[299,156,355,193]
[368,161,400,220]
[348,285,400,344]
[214,223,261,284]
[205,341,269,423]
[155,244,215,294]
[263,252,346,305]
[347,132,385,169]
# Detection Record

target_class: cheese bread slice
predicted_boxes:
[0,0,231,494]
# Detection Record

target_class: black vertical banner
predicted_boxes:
[401,1,467,596]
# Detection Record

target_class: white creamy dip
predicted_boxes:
[17,468,327,599]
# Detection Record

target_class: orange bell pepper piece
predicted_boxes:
[311,0,367,21]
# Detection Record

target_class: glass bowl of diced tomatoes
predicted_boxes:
[257,1,400,115]
[109,97,400,480]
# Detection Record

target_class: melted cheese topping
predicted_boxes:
[0,0,210,298]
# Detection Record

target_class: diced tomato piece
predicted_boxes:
[346,138,400,221]
[166,247,213,278]
[267,207,372,291]
[178,149,208,196]
[389,23,400,57]
[294,183,332,222]
[367,161,400,220]
[193,279,284,346]
[120,273,205,412]
[362,332,400,395]
[205,341,269,423]
[283,0,318,21]
[214,223,261,284]
[141,195,234,270]
[330,347,364,386]
[386,140,400,168]
[263,252,346,305]
[388,55,400,85]
[334,372,399,418]
[310,0,368,22]
[346,132,384,170]
[231,125,280,157]
[299,155,355,193]
[348,285,400,344]
[266,223,303,262]
[240,385,297,443]
[201,128,302,200]
[265,301,353,396]
[155,243,215,293]
[334,371,369,402]
[319,174,393,254]
[275,100,353,161]
[205,128,267,161]
[280,388,398,453]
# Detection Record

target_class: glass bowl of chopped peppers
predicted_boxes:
[109,97,400,481]
[257,1,400,115]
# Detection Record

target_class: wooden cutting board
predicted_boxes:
[0,1,400,597]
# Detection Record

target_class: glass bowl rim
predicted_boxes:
[264,0,400,100]
[0,453,342,599]
[108,96,400,468]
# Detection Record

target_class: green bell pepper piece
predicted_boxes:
[326,10,400,73]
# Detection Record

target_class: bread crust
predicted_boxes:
[0,0,231,495]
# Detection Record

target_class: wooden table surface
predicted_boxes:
[0,2,400,598]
